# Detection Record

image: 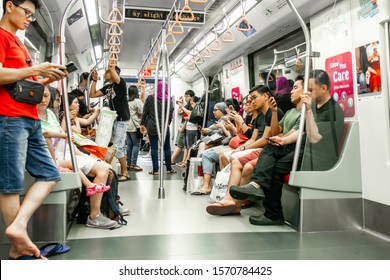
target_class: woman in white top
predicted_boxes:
[126,85,144,171]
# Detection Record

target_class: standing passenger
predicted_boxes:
[90,61,131,181]
[126,85,144,171]
[0,0,68,260]
[140,81,176,175]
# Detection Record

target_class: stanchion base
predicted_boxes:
[158,188,165,199]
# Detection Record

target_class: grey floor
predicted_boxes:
[1,155,390,260]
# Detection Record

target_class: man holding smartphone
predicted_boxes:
[89,60,131,181]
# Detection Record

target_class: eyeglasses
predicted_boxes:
[213,109,219,112]
[13,2,36,22]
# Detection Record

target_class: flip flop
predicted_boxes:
[206,202,240,216]
[9,255,45,260]
[192,189,211,195]
[40,243,70,257]
[132,165,143,171]
[167,169,177,174]
[118,174,131,181]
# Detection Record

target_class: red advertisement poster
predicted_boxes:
[325,52,355,117]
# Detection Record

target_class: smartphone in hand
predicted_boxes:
[64,61,78,73]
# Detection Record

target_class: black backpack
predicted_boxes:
[71,169,128,226]
[101,169,127,225]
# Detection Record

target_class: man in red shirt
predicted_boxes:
[0,0,67,260]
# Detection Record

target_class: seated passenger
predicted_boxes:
[197,97,257,195]
[39,86,117,229]
[62,93,100,135]
[230,70,343,226]
[206,85,285,215]
[197,102,230,155]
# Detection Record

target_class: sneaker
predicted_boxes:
[249,214,285,226]
[86,214,117,229]
[229,183,265,201]
[120,207,130,216]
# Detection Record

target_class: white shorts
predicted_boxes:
[67,155,99,175]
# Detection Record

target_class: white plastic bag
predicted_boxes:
[187,158,204,194]
[210,164,230,202]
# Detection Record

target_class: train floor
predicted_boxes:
[1,155,390,260]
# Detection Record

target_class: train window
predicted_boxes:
[250,30,307,89]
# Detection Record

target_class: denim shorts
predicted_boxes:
[0,116,61,194]
[112,120,130,159]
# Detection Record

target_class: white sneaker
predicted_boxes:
[120,207,130,216]
[86,214,117,229]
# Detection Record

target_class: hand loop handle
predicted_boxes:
[164,31,176,45]
[108,8,123,24]
[179,1,195,22]
[109,35,121,46]
[108,23,123,36]
[237,17,251,32]
[222,29,235,43]
[194,54,204,65]
[201,46,212,58]
[109,45,121,54]
[171,14,184,35]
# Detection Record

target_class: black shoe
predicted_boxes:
[229,184,265,201]
[249,214,284,226]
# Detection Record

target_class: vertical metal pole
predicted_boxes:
[195,64,209,129]
[158,30,167,199]
[87,57,104,108]
[286,0,311,172]
[59,0,79,172]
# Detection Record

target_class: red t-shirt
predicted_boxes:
[0,27,39,120]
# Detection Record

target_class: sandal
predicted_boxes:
[118,174,131,181]
[167,169,177,174]
[132,165,143,171]
[192,188,211,195]
[176,162,186,168]
[149,171,159,175]
[86,184,98,196]
[97,184,110,193]
[206,202,241,216]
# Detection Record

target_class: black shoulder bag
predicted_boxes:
[4,79,44,104]
[4,38,44,105]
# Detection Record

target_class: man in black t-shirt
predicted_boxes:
[90,62,131,181]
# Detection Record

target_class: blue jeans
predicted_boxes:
[0,116,61,193]
[149,130,172,172]
[112,120,130,159]
[201,147,221,175]
[126,131,141,165]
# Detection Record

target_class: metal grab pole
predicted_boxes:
[59,0,79,172]
[266,54,278,89]
[286,0,311,172]
[87,57,104,108]
[194,64,209,129]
